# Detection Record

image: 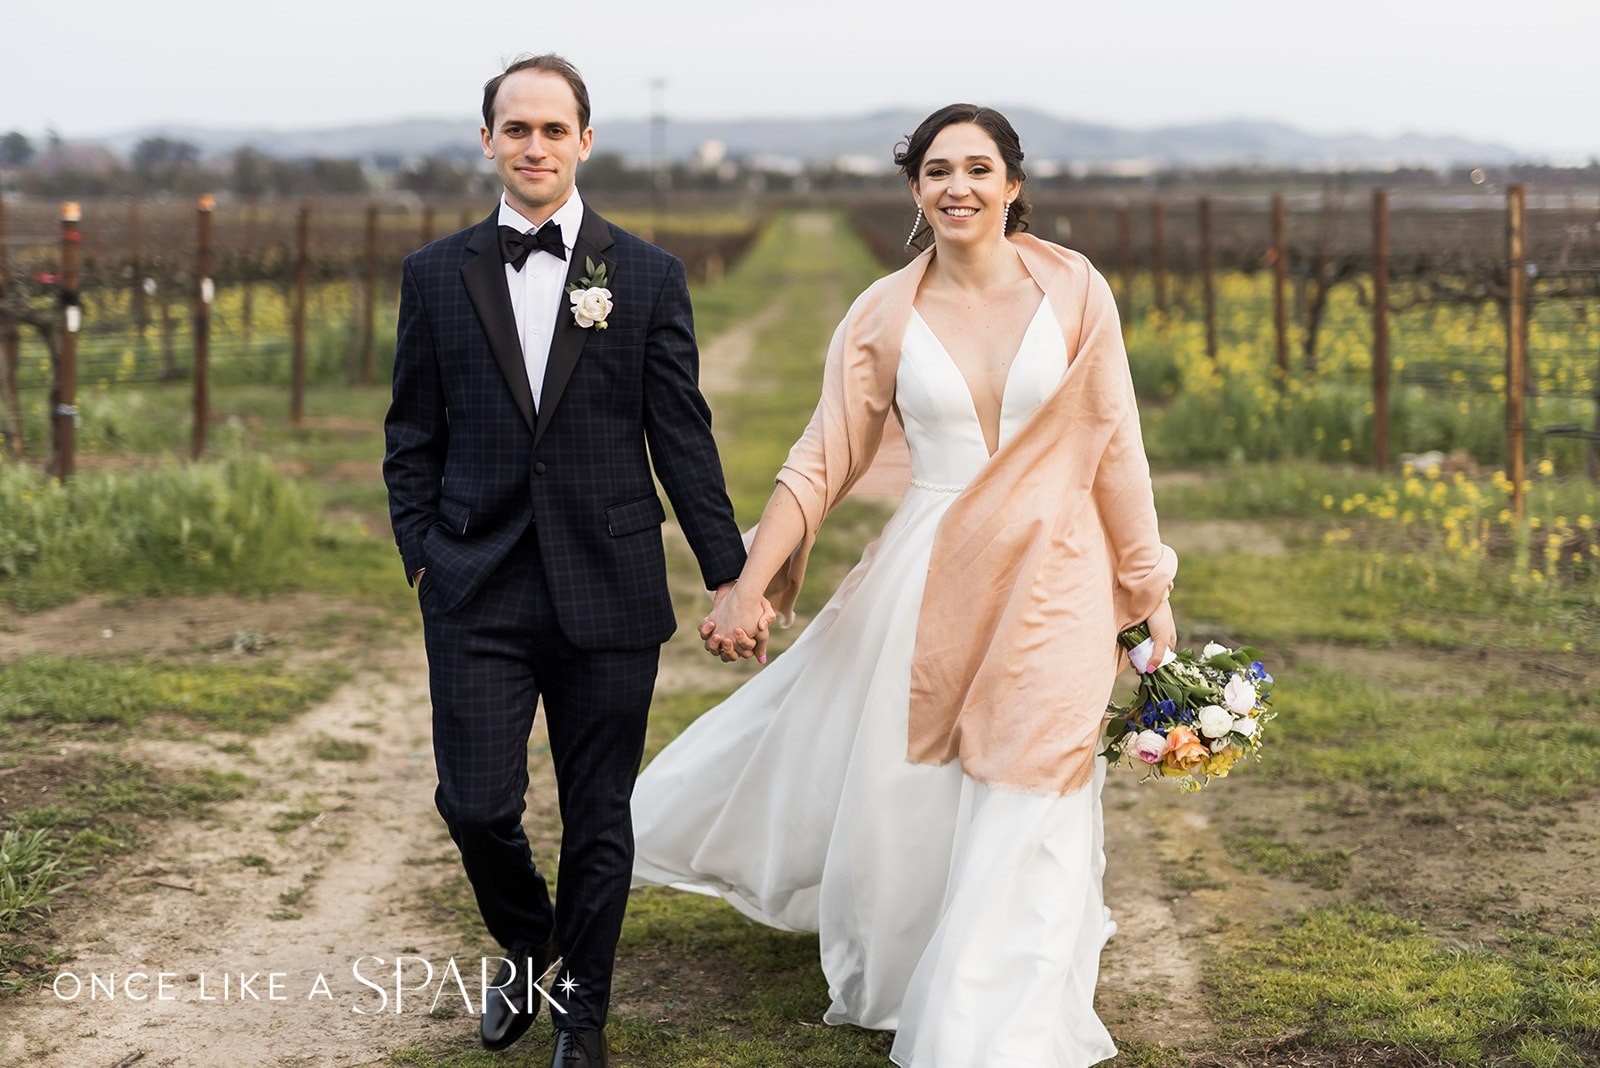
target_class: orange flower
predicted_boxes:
[1162,726,1209,774]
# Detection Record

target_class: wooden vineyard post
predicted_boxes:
[0,187,21,455]
[52,201,81,481]
[1371,189,1390,471]
[1116,201,1134,329]
[360,203,379,386]
[1272,192,1289,385]
[130,196,147,338]
[1199,196,1218,361]
[192,194,215,460]
[290,202,310,427]
[242,197,258,353]
[1150,199,1168,322]
[1506,184,1528,522]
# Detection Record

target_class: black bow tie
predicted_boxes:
[498,223,566,270]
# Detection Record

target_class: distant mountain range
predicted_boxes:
[85,107,1543,171]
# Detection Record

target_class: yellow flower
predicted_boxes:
[1537,458,1554,477]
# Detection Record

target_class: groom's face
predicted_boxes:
[480,70,594,224]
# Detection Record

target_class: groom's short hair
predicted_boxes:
[482,54,592,133]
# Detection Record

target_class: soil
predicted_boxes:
[0,592,354,665]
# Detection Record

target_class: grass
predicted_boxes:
[0,654,346,736]
[1208,905,1600,1065]
[307,734,371,762]
[0,829,80,934]
[0,753,256,989]
[0,449,327,611]
[1223,823,1352,890]
[1255,661,1600,805]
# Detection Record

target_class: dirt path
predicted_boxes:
[1,643,468,1067]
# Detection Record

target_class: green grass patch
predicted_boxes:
[0,654,346,736]
[1254,662,1600,805]
[307,734,370,762]
[1176,546,1593,653]
[0,828,82,933]
[1210,905,1600,1065]
[240,852,275,875]
[0,451,325,611]
[643,688,735,765]
[1223,824,1351,890]
[2,757,254,881]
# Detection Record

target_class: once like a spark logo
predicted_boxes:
[524,957,569,1016]
[556,973,580,998]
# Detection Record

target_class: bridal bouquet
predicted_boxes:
[1100,624,1276,792]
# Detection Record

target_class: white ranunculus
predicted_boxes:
[570,286,614,329]
[1197,704,1234,739]
[1202,641,1231,659]
[1233,716,1259,739]
[1223,673,1258,716]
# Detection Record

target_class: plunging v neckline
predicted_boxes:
[910,298,1049,459]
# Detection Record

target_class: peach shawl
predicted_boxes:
[768,233,1176,795]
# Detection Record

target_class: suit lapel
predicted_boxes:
[460,213,536,434]
[535,206,616,448]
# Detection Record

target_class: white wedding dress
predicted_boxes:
[631,298,1119,1067]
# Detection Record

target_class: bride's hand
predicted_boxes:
[1143,599,1178,674]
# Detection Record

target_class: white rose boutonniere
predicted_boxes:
[566,257,613,330]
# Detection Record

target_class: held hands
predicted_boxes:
[700,582,778,664]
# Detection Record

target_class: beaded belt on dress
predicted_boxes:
[908,478,967,494]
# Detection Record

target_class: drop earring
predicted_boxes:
[1002,201,1010,233]
[904,205,924,249]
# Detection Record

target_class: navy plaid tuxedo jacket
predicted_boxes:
[383,203,747,649]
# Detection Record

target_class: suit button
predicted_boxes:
[534,461,547,475]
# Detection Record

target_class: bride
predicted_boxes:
[630,103,1178,1067]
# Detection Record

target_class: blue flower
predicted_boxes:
[1157,699,1177,718]
[1249,660,1274,684]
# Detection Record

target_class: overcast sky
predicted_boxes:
[2,0,1595,158]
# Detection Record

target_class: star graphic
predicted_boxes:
[557,973,580,996]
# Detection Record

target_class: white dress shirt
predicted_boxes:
[498,188,584,411]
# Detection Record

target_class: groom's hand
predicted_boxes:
[701,584,774,664]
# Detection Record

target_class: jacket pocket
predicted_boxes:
[438,495,471,536]
[604,494,666,536]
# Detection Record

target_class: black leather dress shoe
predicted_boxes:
[480,936,558,1051]
[550,1027,608,1067]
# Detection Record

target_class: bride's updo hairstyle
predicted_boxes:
[894,104,1033,253]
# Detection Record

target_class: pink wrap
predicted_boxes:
[768,234,1176,795]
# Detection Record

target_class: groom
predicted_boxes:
[383,54,756,1066]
